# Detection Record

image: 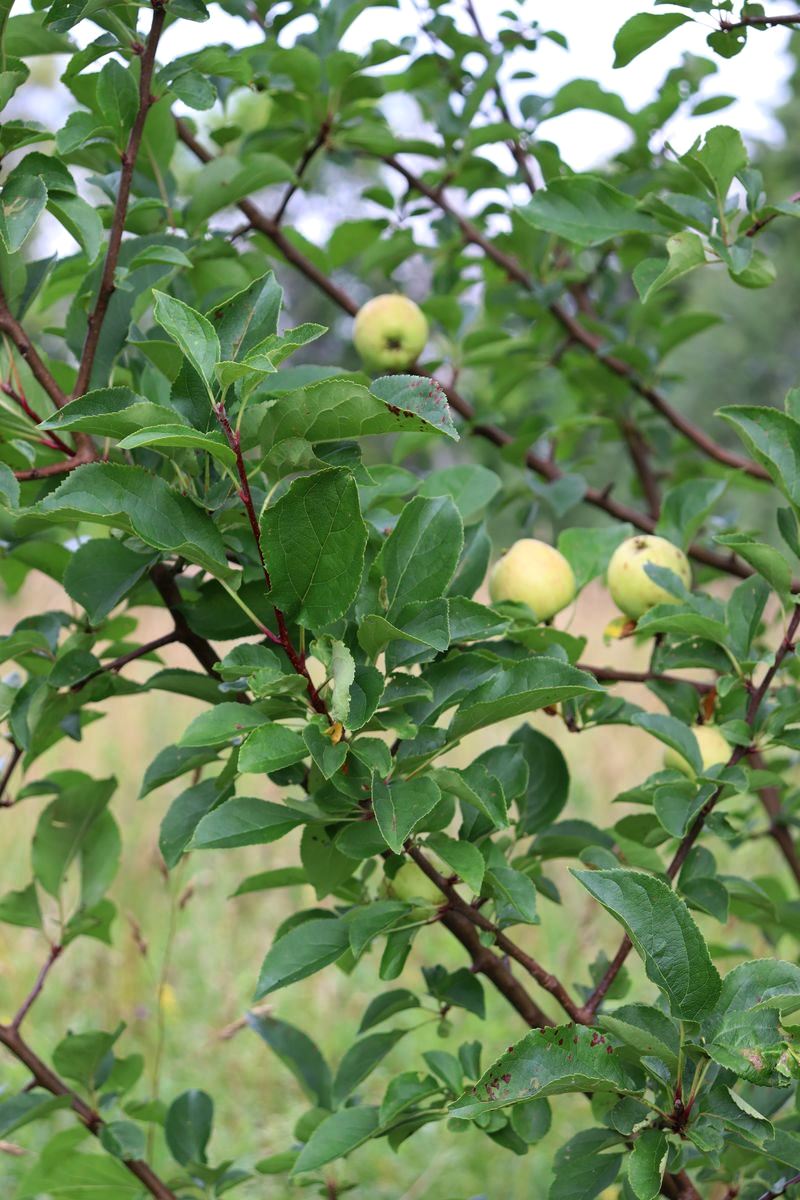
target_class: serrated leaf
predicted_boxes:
[449,658,603,739]
[450,1023,637,1118]
[520,176,661,247]
[372,776,441,854]
[573,869,721,1020]
[628,1128,668,1200]
[153,290,220,388]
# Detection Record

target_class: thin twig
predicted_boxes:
[621,418,661,519]
[0,287,69,411]
[0,742,23,807]
[755,1170,800,1200]
[579,665,713,692]
[72,631,180,691]
[0,381,73,454]
[272,115,332,225]
[721,11,800,30]
[12,945,63,1030]
[583,604,800,1018]
[0,1024,178,1200]
[381,153,770,483]
[73,0,168,398]
[173,120,755,584]
[13,440,96,481]
[748,748,800,887]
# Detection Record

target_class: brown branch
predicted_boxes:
[272,115,332,225]
[0,1023,177,1200]
[621,418,661,519]
[579,665,713,692]
[173,118,756,583]
[0,288,69,411]
[745,190,800,238]
[462,0,537,193]
[408,845,585,1022]
[381,154,770,483]
[749,748,800,888]
[149,563,234,685]
[0,742,23,807]
[12,945,63,1030]
[212,402,327,714]
[73,0,167,398]
[0,381,73,454]
[72,631,180,691]
[583,604,800,1019]
[721,11,800,29]
[755,1170,800,1200]
[13,440,95,481]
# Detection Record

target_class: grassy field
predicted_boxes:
[0,577,786,1198]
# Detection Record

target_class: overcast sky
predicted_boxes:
[154,1,794,169]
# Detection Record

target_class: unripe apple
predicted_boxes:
[606,535,691,619]
[353,294,429,372]
[488,538,576,622]
[664,725,730,776]
[388,862,445,907]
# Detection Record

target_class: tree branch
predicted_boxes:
[272,115,333,225]
[72,631,180,691]
[0,741,23,807]
[0,288,69,412]
[13,440,95,481]
[721,11,800,29]
[173,119,756,583]
[583,604,800,1018]
[748,748,800,888]
[408,845,585,1022]
[12,945,63,1030]
[381,154,770,483]
[0,1023,177,1200]
[73,0,168,398]
[755,1170,800,1200]
[621,418,661,519]
[578,664,713,692]
[149,564,233,684]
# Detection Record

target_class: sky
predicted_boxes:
[153,1,795,170]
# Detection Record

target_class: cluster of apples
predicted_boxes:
[352,297,729,783]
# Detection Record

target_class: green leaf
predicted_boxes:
[0,883,42,929]
[359,989,420,1033]
[40,387,177,438]
[152,290,221,388]
[486,865,538,925]
[333,1030,406,1106]
[510,726,569,835]
[63,539,156,625]
[573,869,721,1019]
[116,425,237,469]
[631,712,703,775]
[96,58,138,140]
[426,832,485,895]
[520,176,661,247]
[372,776,441,854]
[450,1023,637,1119]
[238,723,308,773]
[685,125,747,205]
[291,1106,379,1175]
[718,405,800,507]
[376,495,464,616]
[417,464,500,521]
[192,797,306,850]
[262,469,368,627]
[0,172,46,252]
[656,479,727,549]
[628,1128,668,1200]
[16,1152,142,1198]
[185,153,295,228]
[313,636,355,723]
[256,917,350,998]
[259,378,459,449]
[703,959,800,1084]
[633,232,707,303]
[432,763,507,829]
[159,779,224,869]
[180,703,268,747]
[38,464,231,578]
[32,775,116,901]
[0,1093,68,1138]
[549,1130,623,1200]
[714,534,792,594]
[449,658,603,739]
[247,1012,332,1108]
[165,1089,213,1166]
[612,11,691,68]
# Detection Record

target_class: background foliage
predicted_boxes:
[4,2,800,1198]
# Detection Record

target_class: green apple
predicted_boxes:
[388,862,445,906]
[664,725,731,776]
[488,538,576,621]
[606,534,691,619]
[353,294,429,371]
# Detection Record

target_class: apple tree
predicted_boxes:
[3,2,800,1198]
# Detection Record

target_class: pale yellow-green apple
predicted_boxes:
[387,862,445,907]
[353,294,428,371]
[664,725,730,776]
[606,534,691,619]
[488,538,576,622]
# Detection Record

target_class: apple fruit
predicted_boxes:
[353,294,429,371]
[488,538,576,621]
[664,725,730,776]
[387,862,445,907]
[606,534,691,619]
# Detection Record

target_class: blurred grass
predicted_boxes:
[0,577,790,1198]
